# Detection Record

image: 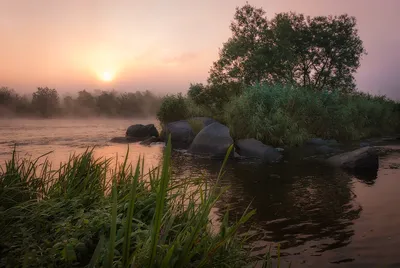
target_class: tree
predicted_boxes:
[208,3,366,93]
[31,87,60,117]
[96,90,118,116]
[0,87,15,106]
[62,95,74,115]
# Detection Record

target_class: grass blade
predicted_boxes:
[122,154,140,267]
[105,180,118,268]
[148,134,172,267]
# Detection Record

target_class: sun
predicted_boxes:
[101,71,114,82]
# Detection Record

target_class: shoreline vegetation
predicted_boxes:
[156,3,400,147]
[157,83,400,147]
[0,139,285,267]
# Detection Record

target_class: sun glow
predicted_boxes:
[100,71,114,82]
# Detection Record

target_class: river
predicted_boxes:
[1,118,399,268]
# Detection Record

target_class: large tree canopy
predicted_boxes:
[208,4,366,93]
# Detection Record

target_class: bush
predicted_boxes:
[225,83,400,146]
[187,118,204,135]
[156,93,189,124]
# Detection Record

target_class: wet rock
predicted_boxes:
[236,138,282,163]
[139,136,159,146]
[188,122,233,158]
[327,146,378,170]
[126,124,159,139]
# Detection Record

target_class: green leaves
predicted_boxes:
[156,93,189,124]
[208,3,366,95]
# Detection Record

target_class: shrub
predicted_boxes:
[225,83,400,146]
[187,118,204,135]
[156,93,189,124]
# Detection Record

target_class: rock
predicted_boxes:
[306,138,339,146]
[188,122,233,158]
[315,145,341,155]
[126,124,159,139]
[139,136,159,146]
[236,138,282,163]
[327,147,378,170]
[234,152,242,159]
[162,120,196,149]
[110,136,142,143]
[360,142,370,148]
[162,117,216,149]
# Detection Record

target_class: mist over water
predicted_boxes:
[1,118,400,267]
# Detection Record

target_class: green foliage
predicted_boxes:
[187,118,204,135]
[225,83,400,146]
[156,93,189,124]
[209,3,366,93]
[1,141,279,268]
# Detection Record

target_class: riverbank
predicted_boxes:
[157,84,400,148]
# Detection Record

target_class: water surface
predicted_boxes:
[1,118,399,268]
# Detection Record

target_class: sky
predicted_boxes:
[1,0,399,99]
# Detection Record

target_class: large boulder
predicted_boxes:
[327,146,378,170]
[162,117,217,149]
[162,120,195,149]
[126,124,159,139]
[236,139,282,163]
[188,122,233,158]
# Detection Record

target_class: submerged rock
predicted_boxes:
[188,122,233,158]
[236,138,282,163]
[327,146,378,170]
[126,124,159,139]
[139,136,159,146]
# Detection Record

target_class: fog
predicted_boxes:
[0,87,162,119]
[1,0,399,99]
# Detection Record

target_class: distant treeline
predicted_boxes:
[0,87,162,118]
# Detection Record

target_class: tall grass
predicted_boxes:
[0,139,285,267]
[225,84,400,146]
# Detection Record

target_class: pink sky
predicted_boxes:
[1,0,399,99]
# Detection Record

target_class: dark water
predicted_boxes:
[1,119,400,268]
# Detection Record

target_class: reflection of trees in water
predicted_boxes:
[170,155,377,258]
